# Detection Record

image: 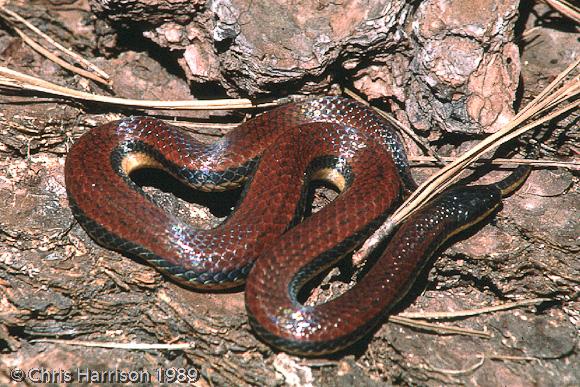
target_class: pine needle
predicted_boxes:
[0,66,279,110]
[353,58,579,262]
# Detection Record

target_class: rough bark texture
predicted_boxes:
[0,0,578,386]
[90,0,521,135]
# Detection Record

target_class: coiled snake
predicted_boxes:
[65,97,530,355]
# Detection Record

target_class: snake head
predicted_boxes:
[432,185,503,233]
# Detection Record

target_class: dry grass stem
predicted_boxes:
[540,0,580,24]
[521,26,542,42]
[11,26,110,86]
[426,356,485,376]
[0,66,279,110]
[0,6,111,83]
[353,58,579,262]
[398,298,552,320]
[31,339,195,351]
[489,355,542,362]
[408,155,579,169]
[387,316,491,338]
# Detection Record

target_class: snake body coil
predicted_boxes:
[65,96,529,355]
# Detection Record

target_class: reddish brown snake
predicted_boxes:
[65,97,530,355]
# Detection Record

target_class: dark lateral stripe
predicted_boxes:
[68,195,253,287]
[110,140,259,190]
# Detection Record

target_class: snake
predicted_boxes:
[65,96,531,355]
